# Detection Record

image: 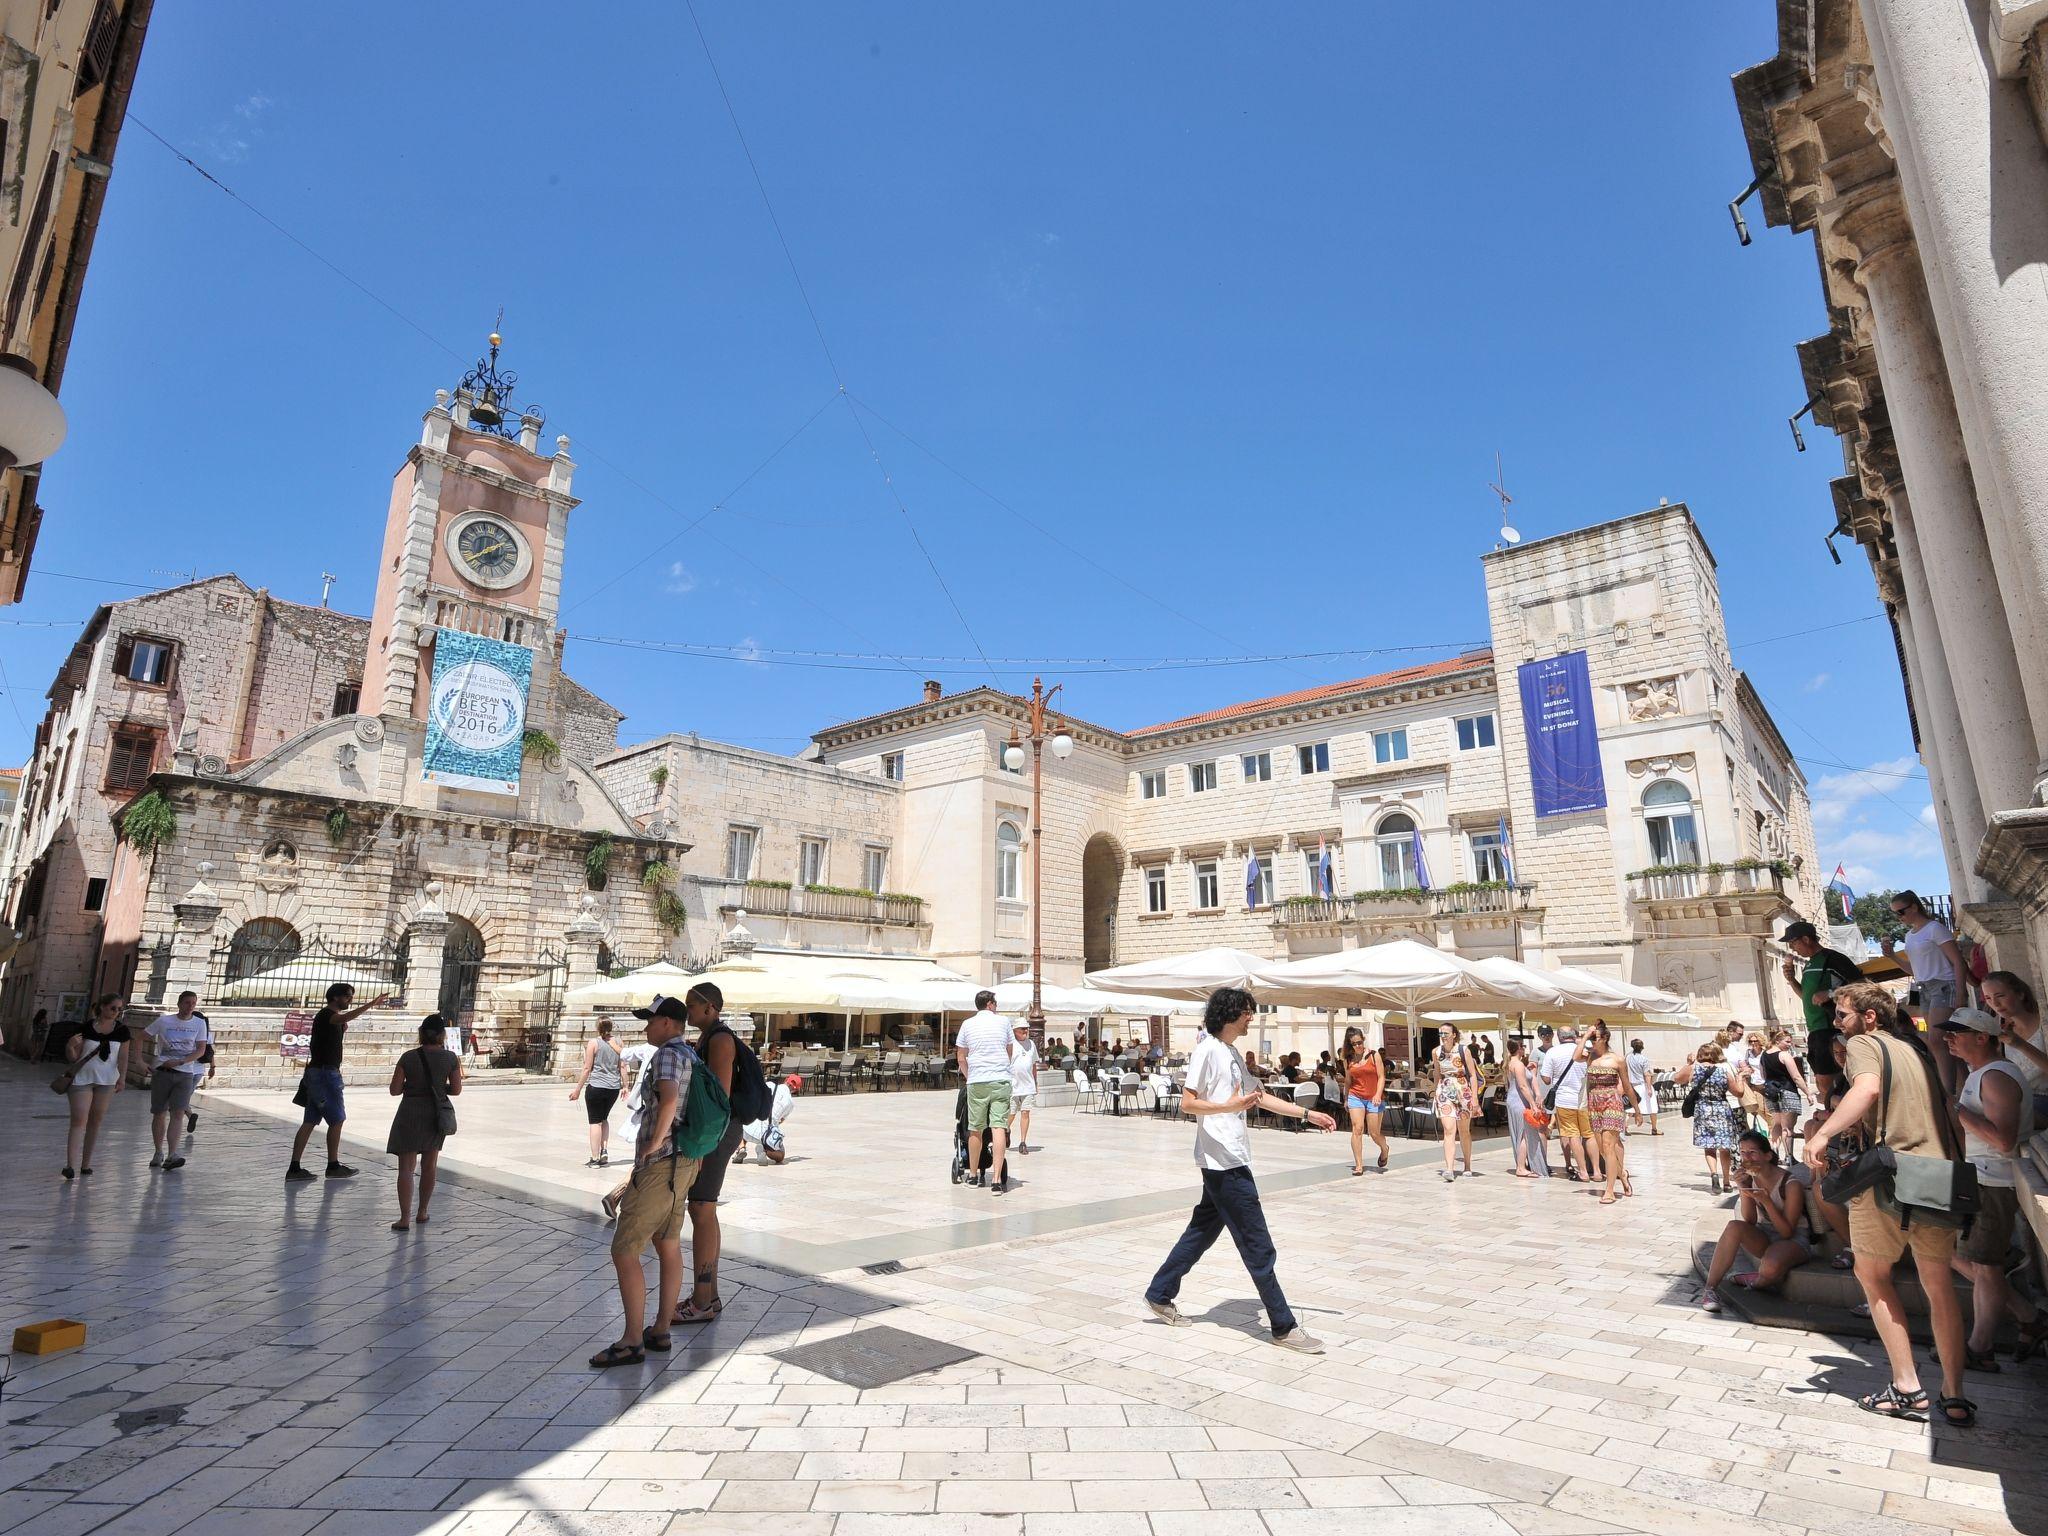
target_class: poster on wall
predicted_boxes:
[1517,650,1607,817]
[423,629,533,795]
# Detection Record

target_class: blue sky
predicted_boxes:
[0,2,1942,898]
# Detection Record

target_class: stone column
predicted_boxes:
[1890,598,1987,907]
[1836,194,2038,823]
[1862,0,2048,798]
[719,912,759,1045]
[557,895,605,1080]
[162,865,222,1079]
[402,883,449,1018]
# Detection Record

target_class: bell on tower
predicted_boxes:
[453,313,542,440]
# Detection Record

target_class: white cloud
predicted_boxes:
[1807,756,1945,893]
[1808,756,1921,833]
[1803,672,1830,693]
[735,637,763,666]
[664,562,698,595]
[198,93,274,164]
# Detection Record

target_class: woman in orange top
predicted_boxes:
[1342,1027,1390,1176]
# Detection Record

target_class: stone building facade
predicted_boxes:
[0,0,152,605]
[1733,0,2048,1250]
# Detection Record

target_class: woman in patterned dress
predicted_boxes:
[1431,1023,1482,1183]
[1677,1039,1740,1193]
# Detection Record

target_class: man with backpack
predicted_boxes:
[676,981,772,1326]
[593,994,707,1368]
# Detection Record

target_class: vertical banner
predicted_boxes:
[1517,650,1607,817]
[424,630,532,795]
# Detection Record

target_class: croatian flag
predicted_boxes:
[1411,829,1432,891]
[1245,852,1262,910]
[1317,838,1335,898]
[1498,815,1516,884]
[1826,864,1855,920]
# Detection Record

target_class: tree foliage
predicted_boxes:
[1850,890,1906,946]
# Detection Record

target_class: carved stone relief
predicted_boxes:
[1625,676,1683,722]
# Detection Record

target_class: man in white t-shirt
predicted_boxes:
[736,1074,800,1165]
[955,992,1016,1194]
[1144,986,1334,1354]
[145,992,212,1171]
[1008,1019,1042,1154]
[1541,1027,1594,1181]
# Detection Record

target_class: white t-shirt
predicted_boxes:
[1625,1051,1652,1090]
[955,1010,1015,1085]
[1187,1033,1254,1171]
[1541,1042,1586,1110]
[1960,1059,2031,1187]
[619,1042,657,1135]
[1904,920,1957,985]
[744,1082,795,1142]
[144,1012,212,1077]
[1009,1040,1039,1097]
[1723,1041,1754,1078]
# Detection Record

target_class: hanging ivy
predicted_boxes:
[120,791,178,855]
[324,806,350,846]
[522,728,561,763]
[654,888,687,933]
[649,764,670,787]
[584,833,615,889]
[640,859,673,890]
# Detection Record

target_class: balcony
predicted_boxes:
[695,877,924,928]
[1624,862,1794,935]
[1274,884,1537,932]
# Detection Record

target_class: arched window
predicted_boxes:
[439,915,485,1021]
[1643,779,1701,866]
[995,822,1022,901]
[1376,812,1417,891]
[227,917,302,983]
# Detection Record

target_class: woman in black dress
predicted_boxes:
[386,1015,463,1230]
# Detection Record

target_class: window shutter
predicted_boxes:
[112,636,134,678]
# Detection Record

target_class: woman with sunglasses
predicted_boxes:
[1880,890,1965,1093]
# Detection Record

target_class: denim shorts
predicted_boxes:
[1920,978,1957,1011]
[1345,1094,1383,1114]
[299,1067,346,1126]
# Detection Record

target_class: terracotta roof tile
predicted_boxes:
[1127,650,1494,736]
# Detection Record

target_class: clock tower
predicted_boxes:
[361,331,579,794]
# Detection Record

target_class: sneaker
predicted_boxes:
[149,1153,163,1169]
[285,1164,316,1182]
[163,1157,186,1171]
[1272,1329,1325,1355]
[584,1157,599,1168]
[601,1188,624,1222]
[324,1163,357,1179]
[1701,1293,1722,1315]
[1146,1298,1192,1327]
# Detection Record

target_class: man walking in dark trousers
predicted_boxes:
[1145,987,1333,1354]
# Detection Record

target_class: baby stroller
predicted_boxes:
[950,1083,994,1184]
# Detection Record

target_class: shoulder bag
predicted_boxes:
[1821,1035,1978,1230]
[1680,1068,1708,1119]
[423,1049,458,1138]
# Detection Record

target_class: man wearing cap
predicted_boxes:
[1942,1006,2045,1367]
[736,1073,800,1165]
[593,995,702,1368]
[1008,1018,1041,1154]
[1781,921,1861,1100]
[955,989,1015,1194]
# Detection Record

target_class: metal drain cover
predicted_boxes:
[861,1260,905,1276]
[769,1326,976,1389]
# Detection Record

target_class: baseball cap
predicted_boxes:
[631,994,688,1022]
[1937,1006,2001,1036]
[785,1073,803,1090]
[1782,921,1819,944]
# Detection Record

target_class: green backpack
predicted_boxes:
[665,1041,732,1159]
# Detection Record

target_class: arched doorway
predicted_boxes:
[1082,834,1123,973]
[440,915,485,1022]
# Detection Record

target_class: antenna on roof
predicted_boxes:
[1489,453,1520,545]
[149,566,199,587]
[319,572,338,608]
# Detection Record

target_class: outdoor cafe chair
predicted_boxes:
[1117,1076,1143,1116]
[1071,1069,1103,1113]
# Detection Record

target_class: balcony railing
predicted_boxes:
[694,877,924,927]
[1625,864,1790,905]
[1274,884,1535,928]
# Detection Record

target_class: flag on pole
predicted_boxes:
[1498,815,1516,884]
[1317,838,1335,899]
[1411,829,1432,891]
[1826,864,1855,920]
[1244,852,1262,910]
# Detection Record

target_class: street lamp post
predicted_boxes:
[1003,677,1073,1035]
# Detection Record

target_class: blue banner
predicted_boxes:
[423,630,532,795]
[1517,651,1607,817]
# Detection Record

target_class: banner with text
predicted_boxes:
[1517,650,1607,818]
[423,629,532,795]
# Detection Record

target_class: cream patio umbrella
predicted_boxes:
[1547,965,1687,1017]
[221,957,398,1004]
[563,961,701,1011]
[1255,939,1558,1014]
[1084,947,1281,1001]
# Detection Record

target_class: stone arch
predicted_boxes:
[1081,832,1125,973]
[387,882,509,953]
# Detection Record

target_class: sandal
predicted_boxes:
[1352,1167,1365,1177]
[1598,1195,1617,1206]
[672,1295,723,1325]
[1857,1383,1928,1420]
[1963,1347,2001,1374]
[414,1213,430,1224]
[641,1327,672,1352]
[390,1221,410,1232]
[1831,1250,1854,1270]
[2015,1316,2047,1362]
[588,1342,645,1369]
[1937,1395,1977,1428]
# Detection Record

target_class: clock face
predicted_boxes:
[454,517,524,587]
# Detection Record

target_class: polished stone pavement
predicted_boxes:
[3,1058,2044,1536]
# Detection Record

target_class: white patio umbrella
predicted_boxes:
[1085,947,1280,1001]
[1256,939,1556,1013]
[220,958,397,1004]
[1548,965,1686,1016]
[565,961,701,1010]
